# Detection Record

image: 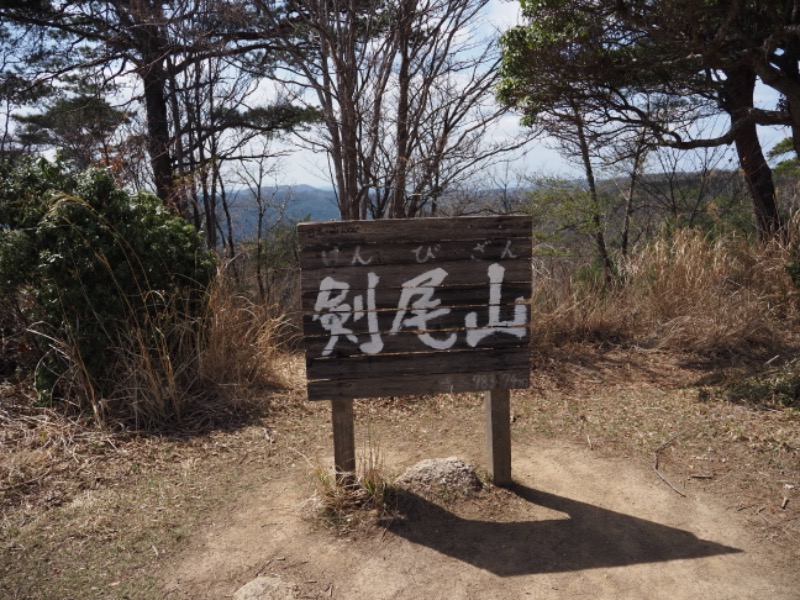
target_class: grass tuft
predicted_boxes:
[45,266,294,431]
[309,439,397,532]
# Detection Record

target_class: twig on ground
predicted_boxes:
[653,430,689,498]
[654,457,687,498]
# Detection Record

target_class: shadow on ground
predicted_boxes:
[388,484,741,576]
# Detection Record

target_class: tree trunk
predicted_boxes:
[128,0,174,207]
[165,56,191,219]
[573,105,615,286]
[391,0,413,218]
[723,66,781,240]
[141,63,174,206]
[620,130,647,260]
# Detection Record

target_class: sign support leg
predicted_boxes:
[331,398,356,483]
[485,388,512,486]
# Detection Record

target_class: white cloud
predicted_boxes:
[486,0,522,31]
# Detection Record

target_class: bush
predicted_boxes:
[0,159,215,423]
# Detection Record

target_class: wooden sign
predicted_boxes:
[298,216,533,402]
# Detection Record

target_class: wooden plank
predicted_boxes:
[485,388,512,486]
[307,369,531,401]
[300,259,532,293]
[298,215,531,247]
[299,238,532,270]
[300,282,532,313]
[306,347,530,381]
[331,399,356,480]
[302,327,530,357]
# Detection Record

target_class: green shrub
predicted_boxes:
[0,159,215,418]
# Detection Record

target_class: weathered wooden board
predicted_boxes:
[307,347,530,380]
[297,216,530,247]
[301,304,530,339]
[307,370,532,400]
[302,327,530,357]
[300,260,532,293]
[298,215,533,401]
[300,282,531,312]
[298,238,532,270]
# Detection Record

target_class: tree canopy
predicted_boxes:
[0,0,524,226]
[499,0,799,239]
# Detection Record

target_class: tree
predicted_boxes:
[0,21,55,163]
[166,48,317,251]
[0,0,313,212]
[769,137,800,176]
[602,125,651,259]
[0,1,197,201]
[15,89,128,170]
[255,0,532,220]
[546,100,616,284]
[637,145,749,233]
[499,0,796,239]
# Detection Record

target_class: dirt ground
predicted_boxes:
[3,346,799,599]
[161,439,795,599]
[159,349,798,600]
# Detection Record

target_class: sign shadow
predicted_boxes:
[387,484,741,576]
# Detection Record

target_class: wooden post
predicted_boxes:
[485,388,512,486]
[331,398,356,482]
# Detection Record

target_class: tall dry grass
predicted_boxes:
[197,269,293,396]
[531,229,800,357]
[50,267,295,430]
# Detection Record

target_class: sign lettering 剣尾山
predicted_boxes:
[298,216,533,401]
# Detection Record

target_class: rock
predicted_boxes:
[395,457,482,496]
[233,575,297,600]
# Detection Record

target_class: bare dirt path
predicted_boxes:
[161,394,798,600]
[3,348,798,599]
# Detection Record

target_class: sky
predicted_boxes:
[271,0,790,190]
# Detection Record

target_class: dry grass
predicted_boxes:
[0,381,121,512]
[197,270,292,395]
[308,438,398,533]
[0,248,297,430]
[532,230,799,357]
[46,267,296,431]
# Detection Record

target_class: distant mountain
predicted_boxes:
[224,185,340,241]
[274,184,340,221]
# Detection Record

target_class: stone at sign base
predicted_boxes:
[395,457,482,496]
[233,575,297,600]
